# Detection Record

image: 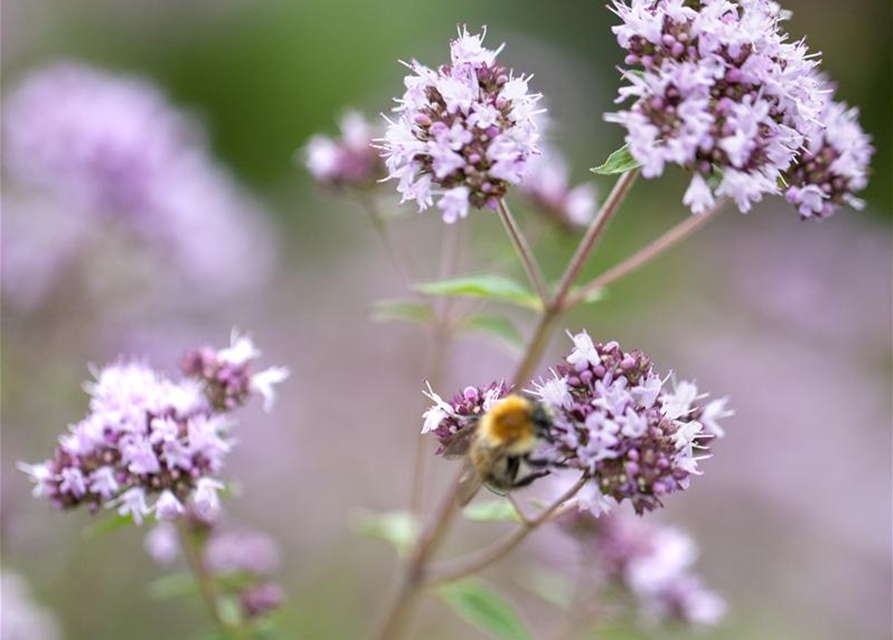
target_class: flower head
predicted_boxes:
[205,530,281,575]
[181,330,290,413]
[422,380,510,453]
[1,61,276,308]
[536,332,731,514]
[144,515,284,621]
[1,572,61,640]
[519,146,597,229]
[784,97,874,218]
[381,26,544,222]
[557,512,725,626]
[19,332,286,523]
[303,110,384,188]
[606,0,829,214]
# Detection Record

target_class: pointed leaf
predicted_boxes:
[415,276,543,311]
[591,144,642,175]
[370,299,434,326]
[147,573,200,601]
[82,513,134,539]
[516,567,575,610]
[350,509,420,557]
[436,579,533,640]
[459,315,524,353]
[568,286,607,305]
[463,500,522,523]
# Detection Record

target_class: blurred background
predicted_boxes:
[2,0,890,639]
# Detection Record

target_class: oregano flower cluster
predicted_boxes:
[422,331,732,514]
[606,0,872,216]
[380,26,544,222]
[304,111,385,189]
[146,514,285,621]
[556,511,726,625]
[19,332,288,524]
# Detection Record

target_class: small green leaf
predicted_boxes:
[370,299,434,326]
[82,513,134,539]
[516,567,576,610]
[147,573,199,601]
[459,315,524,353]
[436,579,533,640]
[708,166,725,190]
[463,500,522,523]
[568,286,607,305]
[591,144,642,175]
[415,276,543,311]
[350,509,420,557]
[218,595,243,627]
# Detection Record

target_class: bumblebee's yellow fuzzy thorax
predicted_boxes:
[479,394,537,454]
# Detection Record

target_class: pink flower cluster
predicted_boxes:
[519,147,598,230]
[304,111,385,189]
[2,62,275,308]
[19,332,288,524]
[420,331,731,514]
[784,95,874,218]
[421,380,510,452]
[146,514,284,620]
[605,0,869,216]
[381,26,544,223]
[532,331,731,514]
[559,512,726,626]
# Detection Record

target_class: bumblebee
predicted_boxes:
[442,394,553,505]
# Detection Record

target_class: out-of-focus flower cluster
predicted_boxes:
[784,95,874,218]
[557,511,726,626]
[303,111,384,189]
[519,146,597,230]
[533,331,731,514]
[0,572,61,640]
[606,0,872,217]
[422,331,731,514]
[146,513,284,620]
[381,26,544,223]
[18,332,288,525]
[1,61,276,311]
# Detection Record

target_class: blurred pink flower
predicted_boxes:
[0,571,61,640]
[1,61,277,310]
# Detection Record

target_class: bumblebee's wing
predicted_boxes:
[456,457,484,507]
[440,426,477,458]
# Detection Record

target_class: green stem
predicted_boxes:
[511,307,562,386]
[563,198,727,310]
[512,170,640,385]
[423,474,588,586]
[363,199,417,294]
[175,520,249,640]
[497,198,549,303]
[370,469,464,640]
[551,169,639,305]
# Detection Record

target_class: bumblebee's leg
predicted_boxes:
[527,455,571,470]
[510,469,550,489]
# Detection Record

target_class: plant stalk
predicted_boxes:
[563,198,728,309]
[423,474,588,586]
[497,198,549,303]
[176,519,249,640]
